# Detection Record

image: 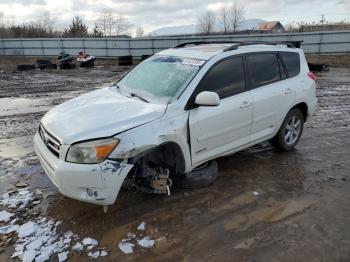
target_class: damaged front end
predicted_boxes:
[123,162,172,195]
[34,132,134,207]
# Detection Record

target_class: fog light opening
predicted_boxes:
[86,188,94,197]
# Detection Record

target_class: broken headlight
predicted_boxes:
[66,138,119,164]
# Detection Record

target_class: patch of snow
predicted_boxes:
[253,191,259,196]
[35,252,50,262]
[88,251,100,258]
[137,221,146,231]
[26,238,42,250]
[137,236,155,248]
[118,241,135,254]
[126,232,136,240]
[22,249,36,262]
[1,188,35,209]
[58,251,69,262]
[82,237,98,246]
[86,245,94,251]
[0,224,19,234]
[0,210,14,222]
[71,242,83,252]
[18,221,37,238]
[11,250,23,258]
[0,188,108,261]
[100,250,108,257]
[63,231,73,239]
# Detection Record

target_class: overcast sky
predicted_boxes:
[0,0,349,34]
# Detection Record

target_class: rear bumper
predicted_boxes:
[308,97,318,118]
[34,133,133,205]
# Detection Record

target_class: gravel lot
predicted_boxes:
[0,65,349,261]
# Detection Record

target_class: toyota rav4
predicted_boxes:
[34,41,317,210]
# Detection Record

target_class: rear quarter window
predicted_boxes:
[280,52,300,78]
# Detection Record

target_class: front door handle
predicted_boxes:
[285,88,293,94]
[240,101,251,108]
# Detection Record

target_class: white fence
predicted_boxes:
[1,30,350,58]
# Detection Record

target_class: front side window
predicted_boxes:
[197,56,245,99]
[247,53,280,88]
[117,55,203,103]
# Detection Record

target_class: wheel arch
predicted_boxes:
[129,141,186,175]
[291,102,308,122]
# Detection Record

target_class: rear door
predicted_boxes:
[188,56,253,166]
[246,53,296,143]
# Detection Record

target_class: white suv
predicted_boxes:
[34,41,317,209]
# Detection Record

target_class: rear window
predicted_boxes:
[280,52,300,78]
[247,54,280,88]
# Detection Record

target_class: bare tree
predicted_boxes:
[96,9,132,36]
[197,11,216,35]
[114,14,132,36]
[96,9,114,36]
[96,10,108,36]
[135,26,144,37]
[219,3,230,34]
[0,12,4,27]
[36,12,56,36]
[228,3,244,33]
[92,22,103,37]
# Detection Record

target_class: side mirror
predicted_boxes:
[194,91,220,107]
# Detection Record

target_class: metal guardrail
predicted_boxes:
[0,30,350,57]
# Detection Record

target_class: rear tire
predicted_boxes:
[271,108,304,151]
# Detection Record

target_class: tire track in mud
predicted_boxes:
[308,69,350,130]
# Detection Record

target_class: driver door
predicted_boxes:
[188,56,253,166]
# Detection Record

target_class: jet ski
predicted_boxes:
[77,51,96,68]
[57,52,76,69]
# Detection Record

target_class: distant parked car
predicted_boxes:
[34,41,317,211]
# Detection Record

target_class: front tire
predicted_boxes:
[271,108,304,151]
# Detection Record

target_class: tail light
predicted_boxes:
[308,72,317,81]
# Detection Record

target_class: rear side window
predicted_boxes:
[278,57,287,80]
[280,52,300,78]
[198,56,245,99]
[247,54,280,88]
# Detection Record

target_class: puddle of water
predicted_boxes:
[224,198,313,231]
[0,97,52,116]
[0,136,34,158]
[210,191,258,213]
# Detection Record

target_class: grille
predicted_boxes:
[39,125,61,158]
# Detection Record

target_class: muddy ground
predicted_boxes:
[0,64,350,262]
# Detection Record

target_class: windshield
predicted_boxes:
[117,55,204,103]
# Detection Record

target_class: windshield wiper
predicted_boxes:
[130,93,149,103]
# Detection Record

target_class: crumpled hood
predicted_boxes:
[41,87,167,144]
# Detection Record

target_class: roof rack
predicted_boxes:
[174,40,303,51]
[174,41,242,48]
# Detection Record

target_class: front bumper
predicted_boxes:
[34,133,133,205]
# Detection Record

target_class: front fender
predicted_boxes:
[109,113,192,173]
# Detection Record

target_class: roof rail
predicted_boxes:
[223,41,303,51]
[174,41,242,48]
[174,40,303,50]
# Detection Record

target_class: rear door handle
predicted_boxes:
[240,101,251,108]
[285,88,293,94]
